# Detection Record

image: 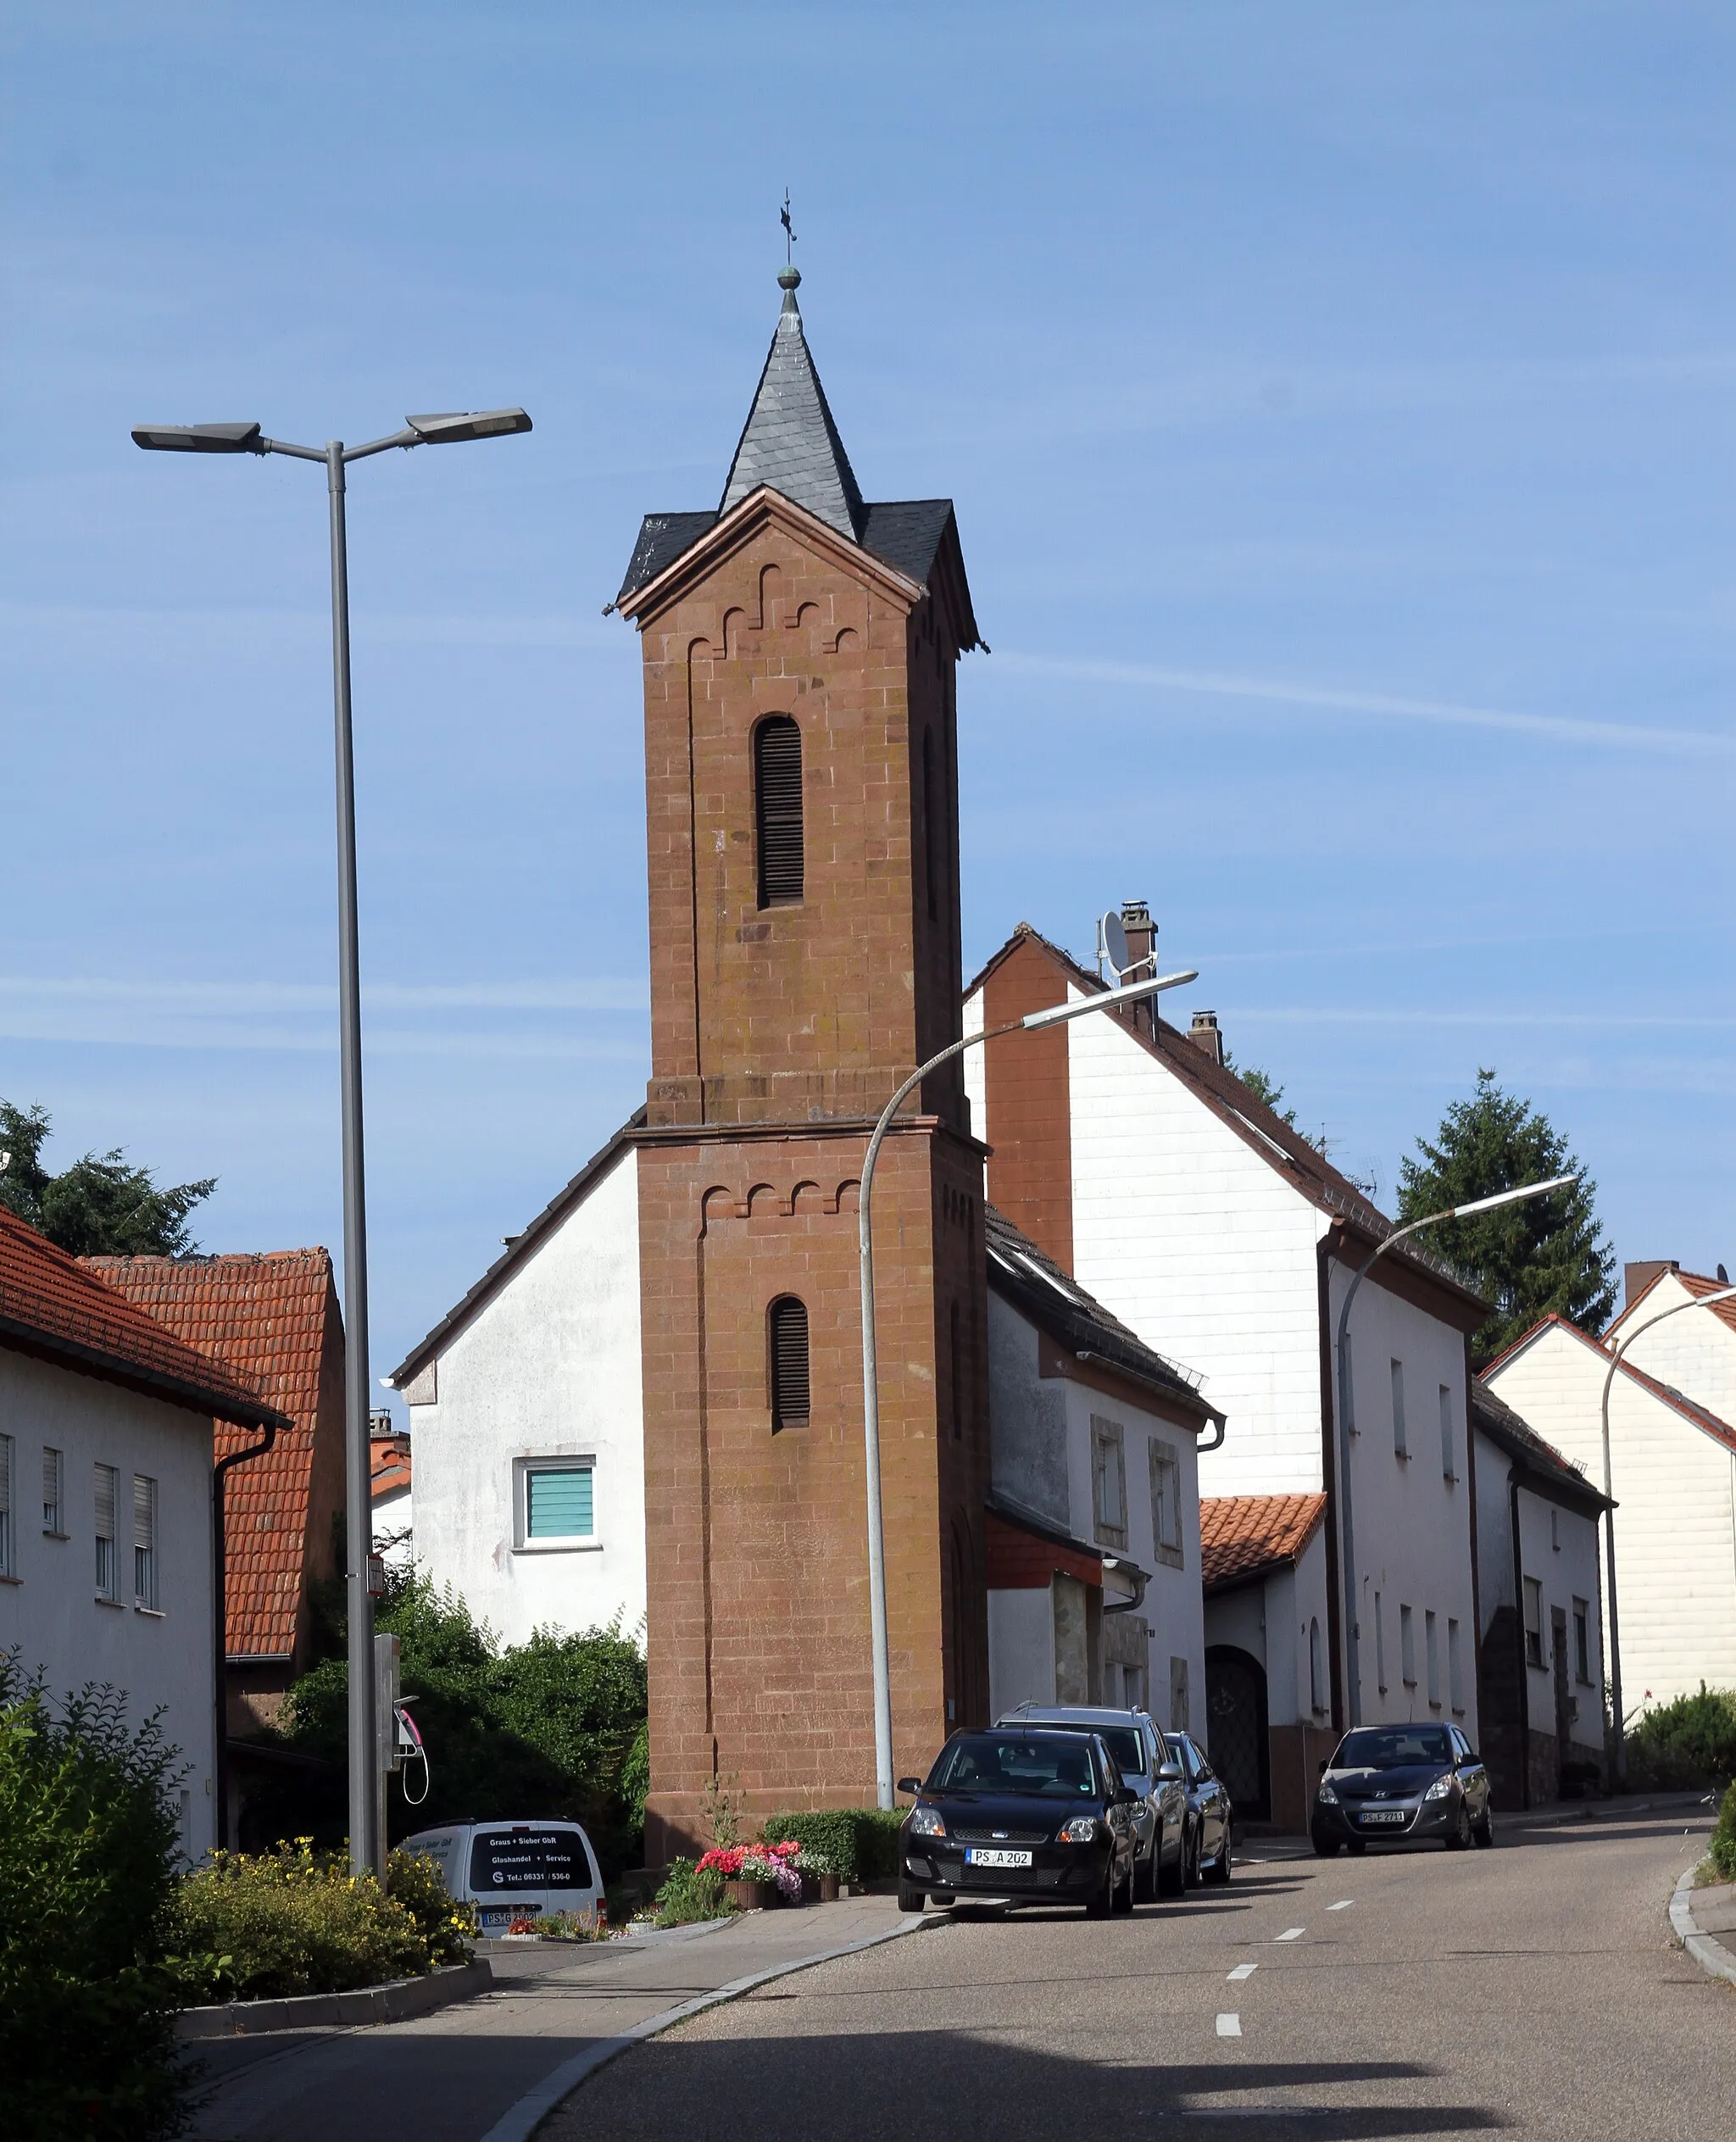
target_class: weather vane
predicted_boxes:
[781,190,796,269]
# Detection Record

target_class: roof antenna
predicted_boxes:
[779,190,800,293]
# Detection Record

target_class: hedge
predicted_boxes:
[760,1809,904,1883]
[1711,1783,1736,1883]
[1625,1684,1736,1792]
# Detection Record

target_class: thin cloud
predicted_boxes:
[995,654,1736,760]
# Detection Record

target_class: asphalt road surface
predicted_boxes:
[552,1805,1731,2140]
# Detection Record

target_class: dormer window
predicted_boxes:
[754,715,804,907]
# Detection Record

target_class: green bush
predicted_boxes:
[171,1841,432,2000]
[1625,1684,1736,1792]
[1710,1783,1736,1883]
[760,1808,904,1883]
[272,1581,648,1874]
[0,1654,192,2142]
[653,1856,730,1928]
[383,1847,476,1964]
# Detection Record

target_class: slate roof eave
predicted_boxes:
[1469,1376,1611,1513]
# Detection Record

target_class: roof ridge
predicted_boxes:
[718,278,865,543]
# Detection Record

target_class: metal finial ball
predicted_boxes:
[778,266,802,292]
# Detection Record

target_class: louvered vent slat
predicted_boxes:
[770,1295,810,1431]
[754,716,804,907]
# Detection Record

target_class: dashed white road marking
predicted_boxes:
[1327,1900,1355,1911]
[1216,2013,1243,2038]
[1227,1962,1257,1982]
[1275,1927,1305,1942]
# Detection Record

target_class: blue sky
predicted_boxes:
[3,3,1732,1396]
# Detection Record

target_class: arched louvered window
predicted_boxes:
[754,715,804,908]
[769,1295,810,1432]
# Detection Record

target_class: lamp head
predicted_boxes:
[131,421,263,453]
[404,408,532,444]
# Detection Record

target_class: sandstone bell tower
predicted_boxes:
[614,266,988,1857]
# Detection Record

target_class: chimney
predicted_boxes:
[1120,899,1156,1036]
[1623,1259,1678,1307]
[1188,1010,1224,1067]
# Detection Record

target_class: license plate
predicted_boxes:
[965,1848,1032,1867]
[1360,1811,1407,1825]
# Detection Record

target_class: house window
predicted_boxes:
[0,1433,13,1578]
[94,1463,119,1600]
[769,1295,810,1431]
[43,1447,64,1534]
[133,1475,159,1610]
[1169,1655,1189,1733]
[1149,1439,1183,1569]
[754,715,804,907]
[1522,1576,1544,1668]
[1091,1416,1127,1549]
[1448,1616,1464,1715]
[522,1461,595,1543]
[1308,1617,1324,1714]
[1573,1598,1592,1684]
[1123,1662,1148,1713]
[1390,1359,1407,1458]
[1425,1610,1439,1708]
[1399,1602,1416,1688]
[1438,1384,1455,1480]
[1374,1590,1387,1693]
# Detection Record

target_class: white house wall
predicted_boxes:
[987,1587,1055,1717]
[1327,1257,1478,1743]
[0,1349,216,1861]
[409,1149,648,1650]
[1063,1003,1327,1497]
[1487,1327,1736,1708]
[1611,1273,1736,1427]
[1513,1483,1605,1752]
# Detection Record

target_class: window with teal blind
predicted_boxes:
[526,1465,593,1540]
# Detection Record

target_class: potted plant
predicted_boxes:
[698,1841,804,1909]
[794,1848,838,1903]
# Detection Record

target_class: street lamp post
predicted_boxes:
[1598,1281,1736,1786]
[1333,1173,1578,1730]
[857,965,1199,1808]
[132,408,531,1877]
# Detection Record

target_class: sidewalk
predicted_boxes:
[186,1895,927,2142]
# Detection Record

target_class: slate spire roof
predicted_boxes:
[718,270,865,542]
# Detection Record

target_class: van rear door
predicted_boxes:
[468,1824,600,1929]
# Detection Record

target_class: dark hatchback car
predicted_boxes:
[1166,1731,1235,1886]
[897,1728,1141,1917]
[1311,1722,1493,1855]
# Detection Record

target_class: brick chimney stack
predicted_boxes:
[1119,899,1156,1038]
[1188,1010,1224,1066]
[1623,1258,1678,1306]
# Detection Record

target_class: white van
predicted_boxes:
[400,1819,605,1933]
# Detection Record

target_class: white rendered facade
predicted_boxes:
[1608,1270,1736,1428]
[0,1347,217,1861]
[1484,1319,1736,1710]
[965,964,1481,1746]
[402,1146,648,1649]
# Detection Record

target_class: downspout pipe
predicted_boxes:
[212,1420,278,1850]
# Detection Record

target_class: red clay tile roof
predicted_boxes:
[1646,1267,1736,1341]
[370,1434,411,1499]
[85,1249,338,1660]
[1,1208,284,1432]
[1200,1493,1328,1594]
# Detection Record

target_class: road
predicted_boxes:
[550,1804,1731,2140]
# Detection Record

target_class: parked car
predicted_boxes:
[399,1818,605,1931]
[996,1704,1187,1901]
[1166,1731,1234,1886]
[897,1727,1141,1917]
[1310,1722,1493,1855]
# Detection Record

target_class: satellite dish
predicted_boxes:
[1099,909,1130,980]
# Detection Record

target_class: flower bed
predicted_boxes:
[697,1839,804,1904]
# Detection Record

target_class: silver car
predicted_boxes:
[997,1705,1187,1902]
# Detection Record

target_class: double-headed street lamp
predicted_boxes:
[1599,1281,1736,1784]
[1333,1173,1578,1730]
[858,965,1199,1809]
[133,407,531,1875]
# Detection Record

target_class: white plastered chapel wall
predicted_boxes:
[409,1149,647,1650]
[1487,1324,1736,1709]
[0,1349,217,1860]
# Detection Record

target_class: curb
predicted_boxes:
[175,1958,495,2039]
[1670,1870,1736,1991]
[474,1911,944,2142]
